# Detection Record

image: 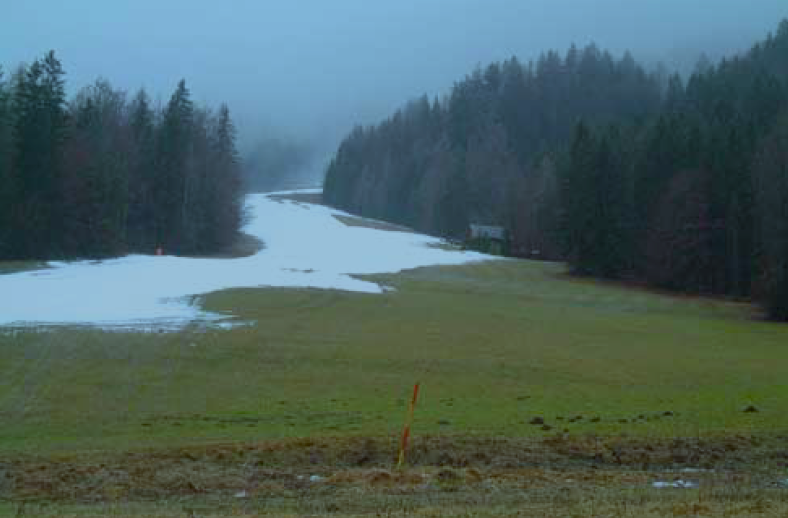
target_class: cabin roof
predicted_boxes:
[469,224,507,240]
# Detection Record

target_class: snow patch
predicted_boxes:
[652,480,698,489]
[0,191,488,331]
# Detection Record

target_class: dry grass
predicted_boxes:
[2,434,788,516]
[268,192,324,205]
[198,233,265,259]
[332,214,416,233]
[2,468,788,517]
[0,261,48,275]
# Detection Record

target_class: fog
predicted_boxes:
[3,1,787,159]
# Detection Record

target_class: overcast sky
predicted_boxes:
[3,1,787,153]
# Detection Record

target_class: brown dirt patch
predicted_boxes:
[2,434,786,504]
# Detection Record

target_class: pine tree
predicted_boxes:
[754,113,788,320]
[127,89,157,249]
[208,104,242,249]
[12,52,68,258]
[561,122,598,274]
[155,79,194,252]
[63,80,131,256]
[561,123,630,277]
[0,67,14,257]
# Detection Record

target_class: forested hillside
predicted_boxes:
[324,20,788,321]
[0,52,243,260]
[324,44,664,252]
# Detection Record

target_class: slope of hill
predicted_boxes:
[324,20,788,320]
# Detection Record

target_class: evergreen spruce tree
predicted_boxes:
[127,89,157,249]
[12,52,68,258]
[0,67,13,257]
[209,104,242,249]
[156,79,194,252]
[64,80,131,256]
[561,122,598,274]
[754,113,788,320]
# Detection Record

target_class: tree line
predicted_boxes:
[325,40,663,251]
[0,51,243,260]
[324,20,788,321]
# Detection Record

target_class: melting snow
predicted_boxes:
[0,191,488,331]
[652,480,698,489]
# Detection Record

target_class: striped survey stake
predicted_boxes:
[397,383,420,469]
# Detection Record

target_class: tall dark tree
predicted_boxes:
[126,88,157,250]
[155,79,194,251]
[754,113,788,320]
[62,80,131,256]
[0,67,14,257]
[561,123,630,277]
[645,168,715,291]
[207,104,243,249]
[12,52,68,258]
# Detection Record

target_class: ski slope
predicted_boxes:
[0,190,487,330]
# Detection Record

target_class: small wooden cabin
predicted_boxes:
[467,224,509,256]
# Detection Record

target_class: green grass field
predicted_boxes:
[0,261,47,275]
[1,259,786,454]
[3,258,788,515]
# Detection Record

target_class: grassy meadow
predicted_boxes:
[2,257,788,515]
[2,260,787,453]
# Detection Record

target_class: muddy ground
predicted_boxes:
[2,434,788,515]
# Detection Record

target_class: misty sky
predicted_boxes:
[3,1,788,154]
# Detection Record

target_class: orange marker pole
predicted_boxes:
[397,383,420,469]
